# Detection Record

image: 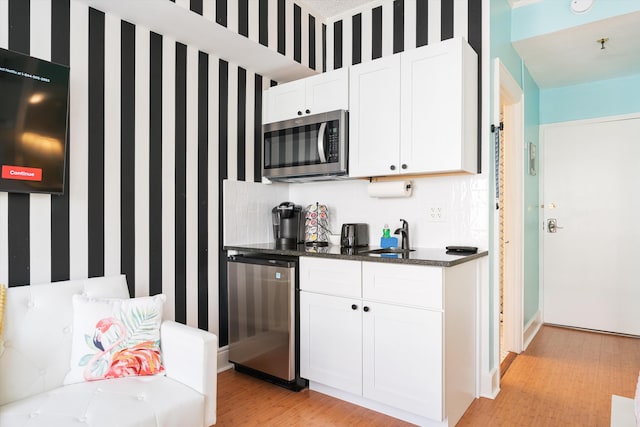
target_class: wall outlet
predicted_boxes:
[427,206,446,222]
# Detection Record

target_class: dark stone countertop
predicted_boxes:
[223,242,488,267]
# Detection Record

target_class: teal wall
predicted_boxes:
[488,0,640,386]
[489,0,510,372]
[514,0,640,327]
[541,73,640,124]
[489,0,541,370]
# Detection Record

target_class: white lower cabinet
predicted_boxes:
[299,291,362,395]
[299,256,477,426]
[362,301,443,420]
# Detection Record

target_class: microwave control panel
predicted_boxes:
[327,125,340,162]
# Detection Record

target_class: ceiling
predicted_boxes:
[512,11,640,88]
[300,0,376,19]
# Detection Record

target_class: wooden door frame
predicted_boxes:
[492,59,524,372]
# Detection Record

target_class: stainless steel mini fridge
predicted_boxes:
[227,254,307,390]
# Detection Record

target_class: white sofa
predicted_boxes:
[611,395,636,427]
[611,371,640,427]
[0,275,217,427]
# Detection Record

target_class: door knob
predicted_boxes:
[547,218,564,233]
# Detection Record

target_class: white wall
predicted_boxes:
[224,175,489,250]
[291,177,488,249]
[223,179,288,245]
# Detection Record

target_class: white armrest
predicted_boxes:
[611,395,636,427]
[161,320,218,426]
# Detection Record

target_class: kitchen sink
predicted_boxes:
[360,248,416,255]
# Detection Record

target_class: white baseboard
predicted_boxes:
[478,311,540,400]
[309,381,448,427]
[523,310,542,351]
[480,367,500,399]
[217,345,233,373]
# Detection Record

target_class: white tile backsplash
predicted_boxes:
[290,176,490,249]
[224,174,490,250]
[223,180,288,245]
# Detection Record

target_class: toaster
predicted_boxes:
[340,223,369,247]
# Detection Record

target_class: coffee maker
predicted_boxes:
[272,202,304,247]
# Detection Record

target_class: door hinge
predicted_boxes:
[491,122,504,133]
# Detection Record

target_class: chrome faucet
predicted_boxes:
[394,219,410,251]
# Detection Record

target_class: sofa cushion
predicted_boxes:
[0,375,205,427]
[65,294,166,385]
[0,276,130,407]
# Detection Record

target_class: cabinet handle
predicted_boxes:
[363,306,370,312]
[297,111,303,116]
[305,109,311,114]
[390,165,396,171]
[351,304,358,310]
[401,164,407,169]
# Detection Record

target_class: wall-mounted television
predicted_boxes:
[0,47,70,194]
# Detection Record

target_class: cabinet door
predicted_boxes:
[299,291,362,395]
[363,262,443,310]
[362,302,443,420]
[299,257,361,298]
[263,79,306,124]
[263,69,348,124]
[349,55,401,178]
[400,37,477,174]
[305,67,349,115]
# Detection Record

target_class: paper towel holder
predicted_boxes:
[367,180,413,198]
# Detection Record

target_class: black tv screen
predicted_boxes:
[0,47,70,194]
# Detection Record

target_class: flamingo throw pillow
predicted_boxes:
[64,294,166,385]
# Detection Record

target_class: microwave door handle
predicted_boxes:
[317,122,327,163]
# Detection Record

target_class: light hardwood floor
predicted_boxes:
[216,326,640,426]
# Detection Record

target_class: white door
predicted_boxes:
[542,116,640,335]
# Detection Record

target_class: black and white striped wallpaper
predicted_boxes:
[0,0,271,343]
[169,0,482,73]
[324,0,482,68]
[1,0,481,347]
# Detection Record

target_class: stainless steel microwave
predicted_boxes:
[262,109,348,182]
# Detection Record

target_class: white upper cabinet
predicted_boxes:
[349,37,478,178]
[263,79,306,124]
[263,68,349,124]
[400,37,478,175]
[348,55,401,178]
[262,38,478,177]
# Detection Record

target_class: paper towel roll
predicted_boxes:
[367,180,413,198]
